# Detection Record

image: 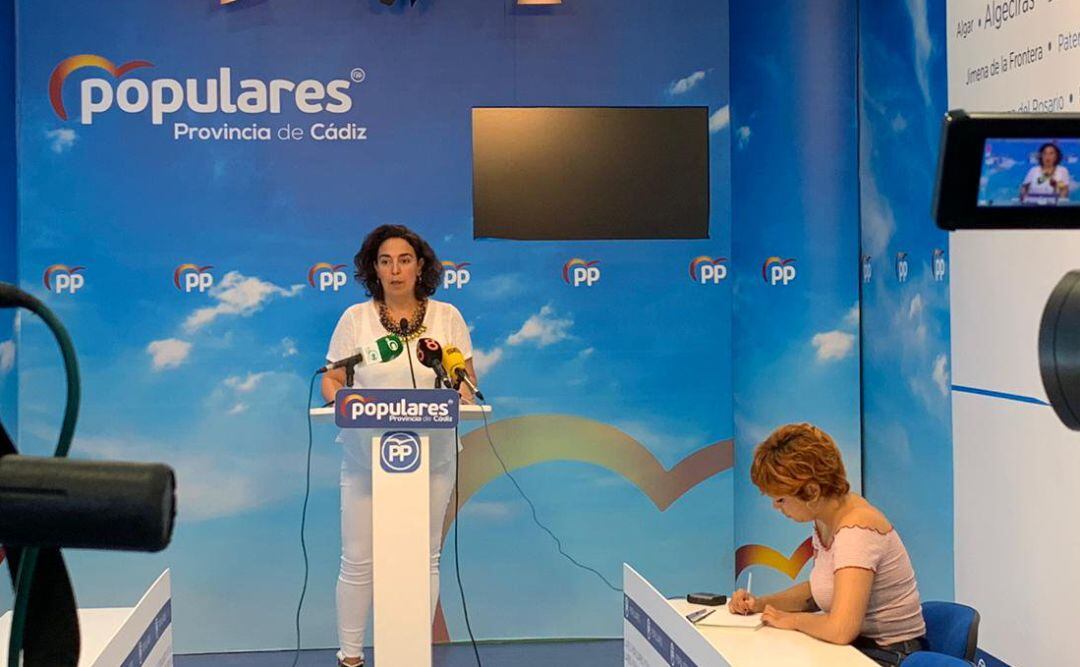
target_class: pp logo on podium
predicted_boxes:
[380,431,421,473]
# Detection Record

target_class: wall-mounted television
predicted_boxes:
[472,106,710,240]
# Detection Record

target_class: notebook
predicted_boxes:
[693,607,764,629]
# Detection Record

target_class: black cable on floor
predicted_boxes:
[454,424,483,666]
[291,372,319,667]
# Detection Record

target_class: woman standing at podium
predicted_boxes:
[729,423,926,666]
[321,224,476,667]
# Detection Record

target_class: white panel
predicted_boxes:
[948,1,1080,664]
[372,433,433,667]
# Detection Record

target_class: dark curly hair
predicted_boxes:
[353,224,442,301]
[1038,142,1063,168]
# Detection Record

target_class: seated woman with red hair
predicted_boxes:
[728,423,927,666]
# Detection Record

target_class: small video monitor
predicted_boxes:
[934,110,1080,229]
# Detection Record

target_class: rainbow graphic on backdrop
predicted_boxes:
[49,55,154,120]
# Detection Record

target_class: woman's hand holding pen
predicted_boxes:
[728,589,763,615]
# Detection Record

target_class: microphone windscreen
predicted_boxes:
[442,346,467,377]
[0,455,175,551]
[415,337,444,368]
[376,334,404,360]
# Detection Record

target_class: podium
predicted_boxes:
[312,388,491,667]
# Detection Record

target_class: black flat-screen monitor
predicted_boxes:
[472,107,710,240]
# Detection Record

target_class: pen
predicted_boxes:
[686,608,715,624]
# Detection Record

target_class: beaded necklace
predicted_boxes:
[377,298,428,341]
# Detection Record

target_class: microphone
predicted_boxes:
[442,345,484,401]
[318,334,403,373]
[415,337,453,389]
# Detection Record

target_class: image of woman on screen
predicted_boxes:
[321,224,476,667]
[728,424,926,666]
[1019,142,1070,205]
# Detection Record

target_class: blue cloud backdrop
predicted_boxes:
[859,0,953,601]
[729,0,863,596]
[7,0,733,652]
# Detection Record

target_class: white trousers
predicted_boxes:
[336,457,457,659]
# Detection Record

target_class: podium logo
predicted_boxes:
[762,257,797,285]
[563,258,601,287]
[896,252,909,283]
[174,264,214,293]
[932,249,946,282]
[689,256,728,284]
[49,54,356,125]
[380,431,422,473]
[862,255,872,284]
[309,263,348,292]
[337,394,368,421]
[43,265,85,294]
[441,261,471,290]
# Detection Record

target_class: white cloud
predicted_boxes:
[844,303,860,328]
[932,353,949,396]
[183,271,303,333]
[891,113,908,133]
[507,305,573,347]
[477,274,525,301]
[904,0,933,107]
[224,372,268,393]
[147,338,192,371]
[45,128,76,154]
[64,370,329,523]
[75,434,264,521]
[669,70,706,96]
[578,347,595,359]
[460,500,517,522]
[908,294,924,320]
[0,340,14,374]
[736,125,751,149]
[861,171,896,259]
[473,347,503,375]
[812,330,856,362]
[708,105,730,134]
[280,336,299,357]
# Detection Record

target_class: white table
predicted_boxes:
[624,564,874,667]
[668,599,875,666]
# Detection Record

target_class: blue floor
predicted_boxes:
[174,639,622,666]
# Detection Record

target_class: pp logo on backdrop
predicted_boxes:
[689,256,728,284]
[762,257,797,286]
[380,431,422,473]
[43,265,85,294]
[441,261,471,290]
[173,264,214,293]
[932,249,946,282]
[563,258,601,287]
[308,263,348,292]
[896,252,909,283]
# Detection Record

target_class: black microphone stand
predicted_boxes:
[401,318,418,389]
[345,361,356,389]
